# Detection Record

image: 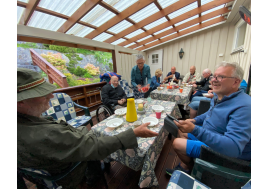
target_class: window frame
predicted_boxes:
[231,19,247,53]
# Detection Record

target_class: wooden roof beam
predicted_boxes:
[129,7,230,49]
[84,0,155,39]
[136,16,226,51]
[57,0,102,33]
[104,0,197,44]
[197,0,202,24]
[19,0,41,25]
[118,0,233,47]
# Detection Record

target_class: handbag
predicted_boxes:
[164,114,179,138]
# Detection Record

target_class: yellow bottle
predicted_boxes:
[126,98,138,122]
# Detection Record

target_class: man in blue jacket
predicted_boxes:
[163,66,180,84]
[166,62,251,175]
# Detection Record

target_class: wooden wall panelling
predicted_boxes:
[195,32,205,74]
[177,40,185,74]
[224,24,235,61]
[208,28,221,72]
[183,38,191,75]
[201,31,212,73]
[172,42,180,74]
[216,24,229,64]
[189,36,198,71]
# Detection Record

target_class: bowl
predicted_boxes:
[202,93,211,97]
[133,121,142,127]
[106,118,123,128]
[152,105,165,112]
[135,99,144,104]
[142,117,159,127]
[115,108,127,116]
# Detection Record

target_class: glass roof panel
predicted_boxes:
[81,5,116,27]
[137,35,152,42]
[38,0,86,17]
[107,20,133,34]
[157,0,179,9]
[111,38,126,45]
[92,32,113,42]
[144,17,167,30]
[154,26,173,35]
[66,23,94,37]
[160,32,177,39]
[28,11,66,31]
[103,0,138,12]
[129,3,159,23]
[201,0,214,5]
[201,15,221,23]
[201,5,224,15]
[125,29,144,38]
[124,42,136,48]
[178,23,199,32]
[168,2,198,19]
[134,45,143,49]
[145,39,159,45]
[17,6,25,24]
[174,15,199,27]
[18,0,29,2]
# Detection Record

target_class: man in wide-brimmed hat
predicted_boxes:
[17,68,158,188]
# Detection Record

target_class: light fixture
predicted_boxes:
[179,48,184,59]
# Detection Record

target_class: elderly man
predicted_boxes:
[166,62,251,175]
[101,76,127,112]
[182,66,201,83]
[131,54,151,98]
[17,68,158,188]
[163,66,180,84]
[190,68,212,100]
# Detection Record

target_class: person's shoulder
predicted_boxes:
[102,83,111,89]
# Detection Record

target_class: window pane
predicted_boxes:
[235,23,247,48]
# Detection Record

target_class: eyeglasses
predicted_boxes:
[210,75,236,82]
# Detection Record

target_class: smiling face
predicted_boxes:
[111,76,119,88]
[190,66,195,74]
[136,58,145,70]
[171,67,176,74]
[211,66,241,98]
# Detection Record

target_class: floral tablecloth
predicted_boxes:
[91,99,180,188]
[150,86,193,106]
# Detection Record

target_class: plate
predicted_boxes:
[142,117,159,127]
[115,108,127,115]
[106,118,123,128]
[135,99,144,103]
[152,105,165,112]
[202,93,210,97]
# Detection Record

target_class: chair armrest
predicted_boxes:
[73,102,90,116]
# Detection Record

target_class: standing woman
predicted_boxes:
[131,54,151,98]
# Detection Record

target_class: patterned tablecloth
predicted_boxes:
[91,99,180,188]
[150,86,193,106]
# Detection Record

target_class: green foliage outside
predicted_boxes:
[17,42,38,49]
[48,45,77,53]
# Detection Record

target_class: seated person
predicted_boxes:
[166,62,251,175]
[163,67,180,84]
[101,76,127,112]
[240,79,248,93]
[17,68,158,188]
[182,66,201,83]
[144,69,165,98]
[190,69,212,100]
[188,90,214,119]
[131,54,151,98]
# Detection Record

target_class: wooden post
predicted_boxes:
[112,50,117,73]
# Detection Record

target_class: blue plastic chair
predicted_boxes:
[43,93,93,128]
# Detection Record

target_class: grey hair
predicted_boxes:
[216,61,244,81]
[203,68,211,74]
[136,54,144,61]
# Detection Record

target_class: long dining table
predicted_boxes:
[91,98,181,188]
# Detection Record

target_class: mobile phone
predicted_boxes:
[166,113,179,122]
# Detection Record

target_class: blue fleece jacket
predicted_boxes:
[192,90,251,161]
[150,76,161,90]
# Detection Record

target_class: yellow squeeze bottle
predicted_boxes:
[126,98,138,122]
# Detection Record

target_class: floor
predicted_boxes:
[23,116,181,189]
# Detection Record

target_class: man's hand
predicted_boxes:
[188,81,192,84]
[208,90,213,94]
[191,81,196,84]
[169,75,173,78]
[193,84,197,88]
[185,119,196,123]
[146,84,150,87]
[173,78,178,81]
[173,120,195,133]
[133,122,159,138]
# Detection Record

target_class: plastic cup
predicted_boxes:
[156,111,162,119]
[179,88,183,93]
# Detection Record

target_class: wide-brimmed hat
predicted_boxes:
[17,68,57,102]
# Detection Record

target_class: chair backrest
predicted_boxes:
[197,100,211,116]
[119,79,132,95]
[199,145,251,173]
[44,93,77,122]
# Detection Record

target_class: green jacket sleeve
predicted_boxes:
[43,125,138,163]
